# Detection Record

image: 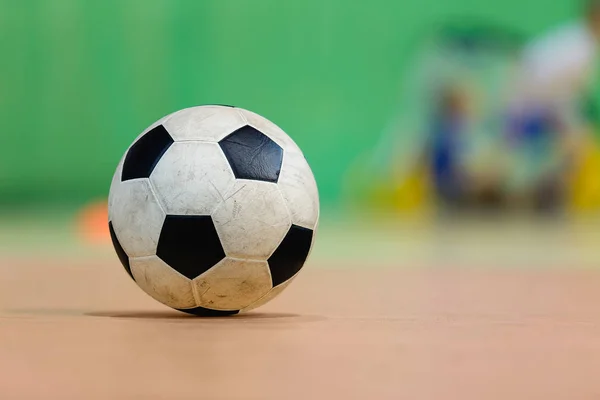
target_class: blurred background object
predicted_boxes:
[2,0,600,249]
[349,0,600,216]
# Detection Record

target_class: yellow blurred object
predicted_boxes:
[344,149,432,213]
[570,137,600,210]
[390,163,432,211]
[350,164,431,213]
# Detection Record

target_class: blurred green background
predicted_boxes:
[0,0,582,208]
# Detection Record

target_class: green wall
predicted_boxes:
[0,0,579,206]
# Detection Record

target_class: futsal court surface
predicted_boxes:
[2,211,600,399]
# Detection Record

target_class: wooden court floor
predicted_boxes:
[2,216,600,399]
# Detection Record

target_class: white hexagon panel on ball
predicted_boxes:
[108,105,319,316]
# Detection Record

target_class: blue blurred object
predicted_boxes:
[430,90,469,204]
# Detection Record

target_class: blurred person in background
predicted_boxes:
[424,25,521,211]
[429,85,472,208]
[504,0,600,212]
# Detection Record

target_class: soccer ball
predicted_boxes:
[108,105,319,316]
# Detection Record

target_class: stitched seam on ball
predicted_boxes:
[190,280,202,307]
[146,178,167,217]
[236,109,248,125]
[264,187,293,260]
[172,139,218,143]
[242,272,298,312]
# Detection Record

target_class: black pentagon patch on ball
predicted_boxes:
[268,225,313,287]
[177,306,239,317]
[121,125,174,182]
[157,215,226,280]
[219,126,283,183]
[109,222,134,280]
